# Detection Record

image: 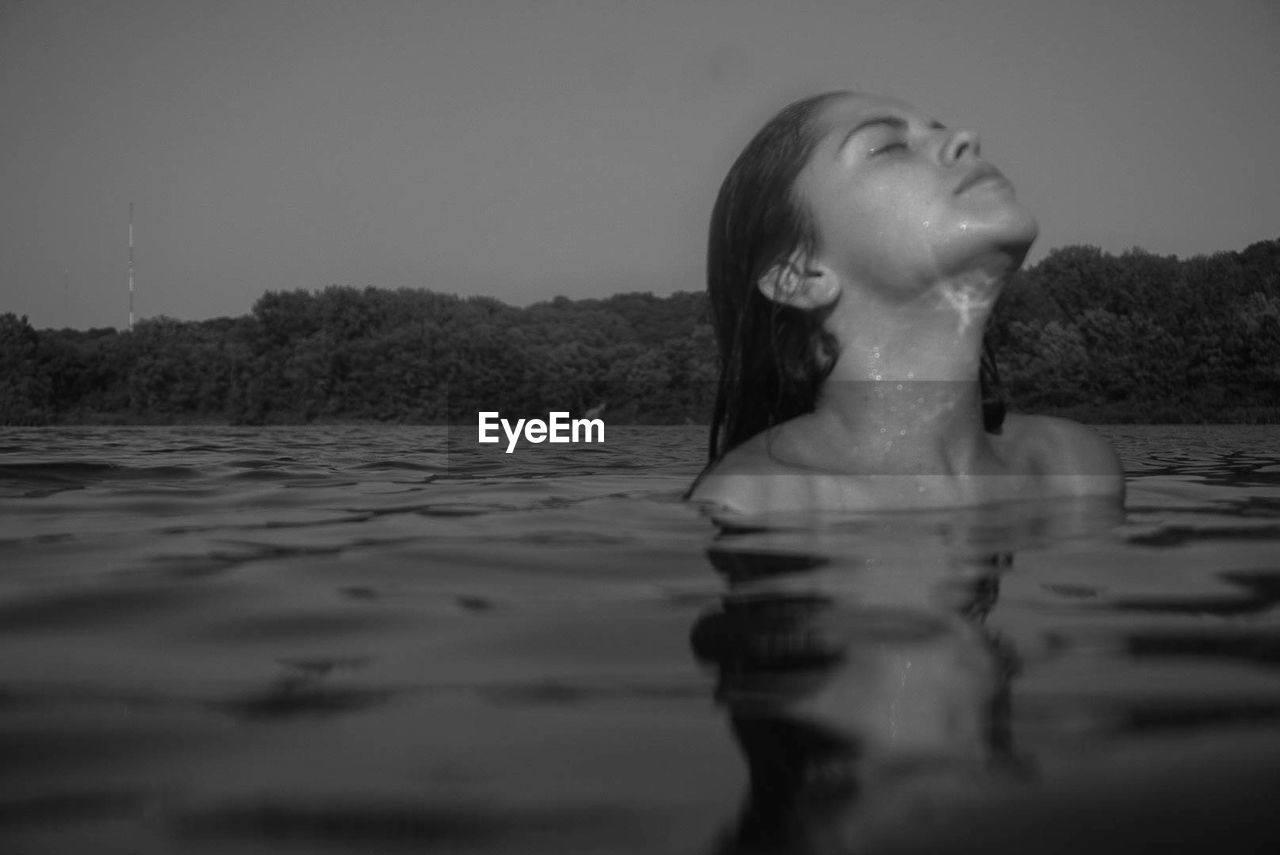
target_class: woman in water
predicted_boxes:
[688,91,1124,515]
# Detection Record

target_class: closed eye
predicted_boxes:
[872,141,908,156]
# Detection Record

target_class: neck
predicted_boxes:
[810,270,1003,474]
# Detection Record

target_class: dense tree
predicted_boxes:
[0,313,51,424]
[1,239,1277,425]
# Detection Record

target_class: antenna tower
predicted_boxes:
[128,202,135,331]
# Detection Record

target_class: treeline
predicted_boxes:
[990,240,1280,423]
[0,289,716,425]
[1,240,1278,425]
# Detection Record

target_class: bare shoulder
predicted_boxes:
[688,415,1125,515]
[685,429,838,518]
[1000,413,1125,497]
[686,434,781,516]
[684,428,876,517]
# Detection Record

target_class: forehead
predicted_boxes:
[814,93,928,135]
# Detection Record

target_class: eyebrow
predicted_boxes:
[839,116,947,151]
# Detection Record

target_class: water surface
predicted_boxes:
[2,425,1279,853]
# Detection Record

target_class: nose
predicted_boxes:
[941,128,981,164]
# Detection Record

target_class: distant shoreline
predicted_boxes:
[11,408,1279,428]
[4,242,1279,427]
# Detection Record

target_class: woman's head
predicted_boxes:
[790,93,1038,296]
[705,92,1033,461]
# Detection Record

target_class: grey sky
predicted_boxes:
[2,0,1277,330]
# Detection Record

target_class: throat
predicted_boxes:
[938,280,997,335]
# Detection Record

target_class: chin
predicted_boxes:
[934,211,1038,277]
[996,212,1039,268]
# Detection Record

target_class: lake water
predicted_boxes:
[2,424,1279,853]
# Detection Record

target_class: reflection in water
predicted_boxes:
[692,526,1023,854]
[689,490,1280,854]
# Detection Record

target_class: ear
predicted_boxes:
[757,253,840,310]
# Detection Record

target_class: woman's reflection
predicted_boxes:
[692,537,1021,854]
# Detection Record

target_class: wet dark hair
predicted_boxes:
[703,92,1007,466]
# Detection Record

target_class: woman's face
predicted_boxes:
[795,93,1038,298]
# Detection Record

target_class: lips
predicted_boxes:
[954,163,1009,195]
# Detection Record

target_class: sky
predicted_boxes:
[1,0,1278,330]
